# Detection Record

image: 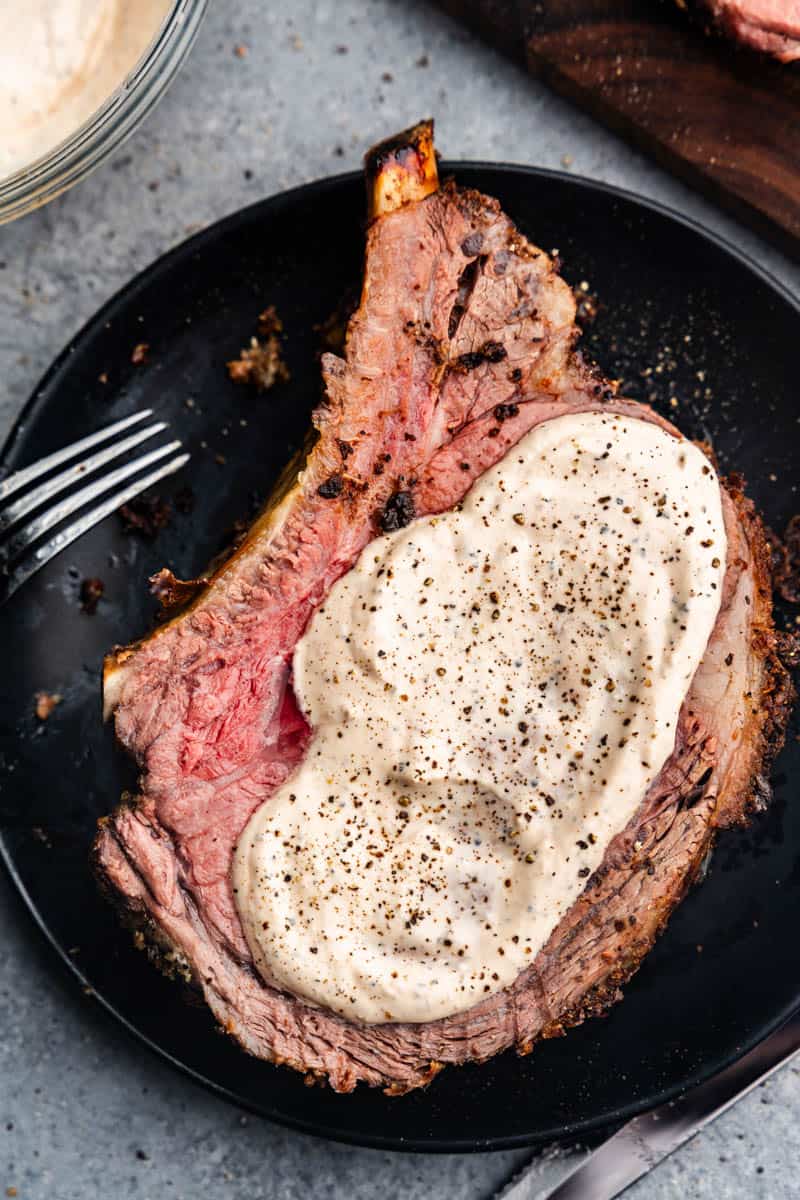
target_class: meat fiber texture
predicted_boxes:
[95,177,793,1094]
[703,0,800,60]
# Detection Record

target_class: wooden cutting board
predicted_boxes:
[437,0,800,256]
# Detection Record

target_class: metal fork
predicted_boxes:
[0,410,189,605]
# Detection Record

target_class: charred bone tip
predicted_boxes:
[365,119,439,219]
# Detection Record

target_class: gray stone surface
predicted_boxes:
[0,2,798,1197]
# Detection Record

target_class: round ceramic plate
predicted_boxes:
[1,166,798,1152]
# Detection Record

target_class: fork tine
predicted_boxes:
[0,451,190,606]
[0,410,154,503]
[0,440,184,566]
[0,420,169,531]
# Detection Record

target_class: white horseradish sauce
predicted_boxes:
[233,412,726,1024]
[0,0,172,179]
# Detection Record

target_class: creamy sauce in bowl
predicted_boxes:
[0,0,172,179]
[234,413,726,1025]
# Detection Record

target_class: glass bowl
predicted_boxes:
[0,0,208,225]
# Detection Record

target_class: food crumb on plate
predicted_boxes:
[227,305,290,392]
[34,691,61,721]
[80,576,104,614]
[118,494,171,539]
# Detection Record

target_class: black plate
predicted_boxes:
[1,166,798,1153]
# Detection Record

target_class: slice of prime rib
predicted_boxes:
[94,121,794,1095]
[698,0,800,60]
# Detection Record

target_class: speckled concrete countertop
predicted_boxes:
[1,2,798,1197]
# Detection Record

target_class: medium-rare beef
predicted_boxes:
[697,0,800,60]
[94,121,794,1094]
